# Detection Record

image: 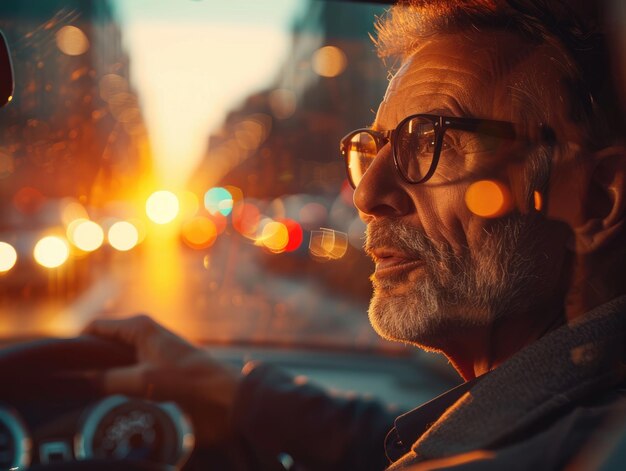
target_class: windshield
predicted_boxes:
[0,0,410,354]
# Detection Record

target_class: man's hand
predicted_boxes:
[83,314,242,446]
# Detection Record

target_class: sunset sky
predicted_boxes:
[113,0,304,189]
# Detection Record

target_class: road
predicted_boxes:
[0,231,398,353]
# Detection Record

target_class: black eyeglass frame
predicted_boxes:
[340,114,556,189]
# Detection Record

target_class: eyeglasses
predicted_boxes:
[339,114,555,189]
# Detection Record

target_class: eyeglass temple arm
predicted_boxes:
[444,117,556,145]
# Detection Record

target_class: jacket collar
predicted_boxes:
[387,295,626,463]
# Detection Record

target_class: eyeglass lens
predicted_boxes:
[395,116,437,183]
[344,116,436,187]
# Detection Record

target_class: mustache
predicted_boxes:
[365,219,447,262]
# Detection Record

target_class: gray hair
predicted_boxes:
[374,0,623,149]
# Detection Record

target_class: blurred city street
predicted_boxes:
[0,229,394,352]
[0,0,398,354]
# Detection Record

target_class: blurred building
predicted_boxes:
[0,0,151,228]
[190,0,388,199]
[188,0,389,303]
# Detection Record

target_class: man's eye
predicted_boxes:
[422,137,453,153]
[425,139,437,152]
[440,136,454,151]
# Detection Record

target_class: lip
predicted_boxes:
[372,249,424,277]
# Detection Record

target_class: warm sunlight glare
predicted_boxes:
[146,190,180,224]
[114,0,301,187]
[179,191,200,219]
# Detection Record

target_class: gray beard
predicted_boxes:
[366,216,545,350]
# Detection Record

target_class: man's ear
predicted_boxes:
[571,146,626,254]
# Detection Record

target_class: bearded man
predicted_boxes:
[86,0,626,469]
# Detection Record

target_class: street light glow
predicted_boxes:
[34,236,70,268]
[68,219,104,252]
[204,187,233,216]
[259,221,289,253]
[181,216,217,249]
[108,221,140,251]
[0,242,17,272]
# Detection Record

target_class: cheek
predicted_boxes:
[413,185,474,255]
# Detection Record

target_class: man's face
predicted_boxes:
[354,31,570,349]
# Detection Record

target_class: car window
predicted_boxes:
[0,0,412,355]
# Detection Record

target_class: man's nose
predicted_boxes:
[353,144,413,220]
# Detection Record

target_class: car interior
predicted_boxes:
[0,1,460,469]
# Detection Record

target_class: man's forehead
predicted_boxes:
[372,30,557,130]
[373,36,492,129]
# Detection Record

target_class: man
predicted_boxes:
[86,0,626,469]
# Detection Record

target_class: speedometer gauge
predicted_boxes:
[75,395,194,468]
[0,407,31,469]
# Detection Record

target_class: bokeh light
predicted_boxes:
[266,198,284,221]
[56,25,90,56]
[309,229,348,260]
[108,93,140,123]
[232,203,261,238]
[279,218,304,252]
[108,221,139,251]
[0,242,17,273]
[67,219,104,252]
[181,216,217,250]
[235,119,266,150]
[268,88,297,119]
[465,180,512,218]
[204,187,233,216]
[60,199,88,226]
[259,221,289,253]
[34,236,70,269]
[99,74,129,102]
[533,190,543,212]
[312,46,347,78]
[146,190,180,224]
[224,185,244,206]
[210,212,228,235]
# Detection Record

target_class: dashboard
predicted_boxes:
[0,395,193,469]
[0,339,456,470]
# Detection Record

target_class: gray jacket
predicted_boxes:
[233,296,626,470]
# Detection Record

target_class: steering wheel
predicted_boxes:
[0,336,136,373]
[0,336,285,471]
[0,336,164,469]
[0,335,135,402]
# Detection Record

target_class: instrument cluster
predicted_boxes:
[0,395,194,469]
